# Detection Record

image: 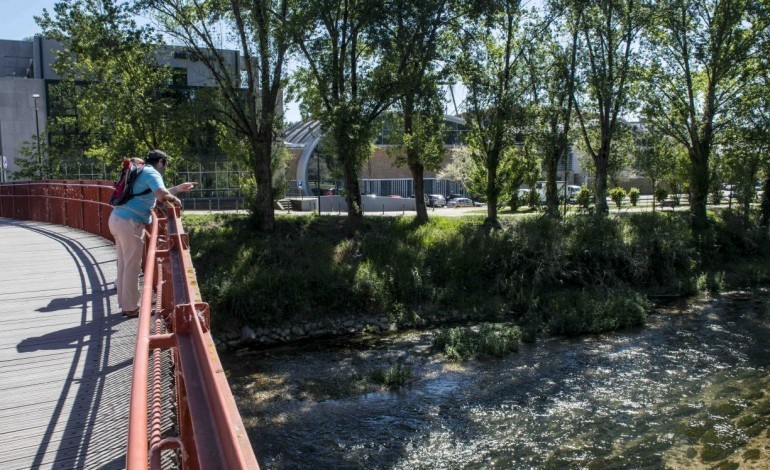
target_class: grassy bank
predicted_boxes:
[184,210,770,340]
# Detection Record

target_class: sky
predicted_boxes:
[1,0,53,40]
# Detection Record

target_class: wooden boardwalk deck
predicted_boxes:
[0,218,138,469]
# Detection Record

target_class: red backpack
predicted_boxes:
[109,158,152,206]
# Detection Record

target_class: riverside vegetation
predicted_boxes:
[185,209,770,354]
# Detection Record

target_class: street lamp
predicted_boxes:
[32,94,42,179]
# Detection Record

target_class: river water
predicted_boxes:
[222,290,770,469]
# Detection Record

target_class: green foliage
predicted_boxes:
[38,1,194,165]
[185,208,769,339]
[655,188,668,203]
[609,187,627,209]
[10,138,50,180]
[576,186,593,210]
[541,288,646,337]
[628,187,640,206]
[369,362,413,388]
[433,323,521,361]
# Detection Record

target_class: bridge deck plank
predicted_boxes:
[0,218,157,470]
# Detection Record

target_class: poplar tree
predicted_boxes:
[455,0,533,226]
[640,0,767,231]
[573,0,646,214]
[291,0,410,232]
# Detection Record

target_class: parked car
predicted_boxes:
[566,185,582,202]
[516,188,531,199]
[426,194,447,207]
[448,197,483,208]
[721,184,736,200]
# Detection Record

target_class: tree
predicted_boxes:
[10,138,51,180]
[291,0,410,232]
[729,49,770,226]
[142,0,293,232]
[573,0,646,214]
[386,90,447,224]
[528,0,582,218]
[384,0,457,224]
[437,146,487,198]
[37,0,192,167]
[455,0,533,226]
[640,0,767,231]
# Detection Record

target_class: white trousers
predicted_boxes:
[108,212,146,312]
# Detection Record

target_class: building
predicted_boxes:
[0,37,238,180]
[283,115,585,199]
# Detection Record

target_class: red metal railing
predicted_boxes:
[0,181,259,469]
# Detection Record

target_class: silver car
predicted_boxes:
[426,194,447,207]
[448,197,476,208]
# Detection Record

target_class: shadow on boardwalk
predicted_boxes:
[0,219,137,469]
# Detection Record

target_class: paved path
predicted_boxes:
[0,218,137,469]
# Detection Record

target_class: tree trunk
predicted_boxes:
[252,129,275,232]
[593,150,609,214]
[760,177,770,228]
[342,158,364,232]
[486,154,498,225]
[545,149,560,218]
[410,163,428,224]
[403,96,428,224]
[689,144,709,232]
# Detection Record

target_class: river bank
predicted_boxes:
[186,210,770,349]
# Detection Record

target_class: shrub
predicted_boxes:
[576,186,593,210]
[609,186,627,209]
[370,362,413,388]
[655,187,668,203]
[628,187,640,206]
[540,288,646,337]
[433,323,522,361]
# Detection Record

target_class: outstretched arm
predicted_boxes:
[153,187,181,206]
[169,182,197,195]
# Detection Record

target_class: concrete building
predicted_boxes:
[0,37,238,180]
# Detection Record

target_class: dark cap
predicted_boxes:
[146,149,170,163]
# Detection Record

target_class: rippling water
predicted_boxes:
[222,291,770,469]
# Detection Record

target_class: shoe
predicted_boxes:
[122,308,140,318]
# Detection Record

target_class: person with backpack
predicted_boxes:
[108,149,196,318]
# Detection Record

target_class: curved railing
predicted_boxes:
[0,181,259,469]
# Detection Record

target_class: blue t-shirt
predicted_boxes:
[112,165,166,224]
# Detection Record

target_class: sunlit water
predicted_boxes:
[223,291,770,469]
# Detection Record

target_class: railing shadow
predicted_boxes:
[9,220,131,469]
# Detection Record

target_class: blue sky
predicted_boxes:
[1,0,54,40]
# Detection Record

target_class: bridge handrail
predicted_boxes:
[0,181,259,469]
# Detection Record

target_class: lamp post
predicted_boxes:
[316,151,322,215]
[32,94,42,179]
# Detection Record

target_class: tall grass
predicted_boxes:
[184,209,770,338]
